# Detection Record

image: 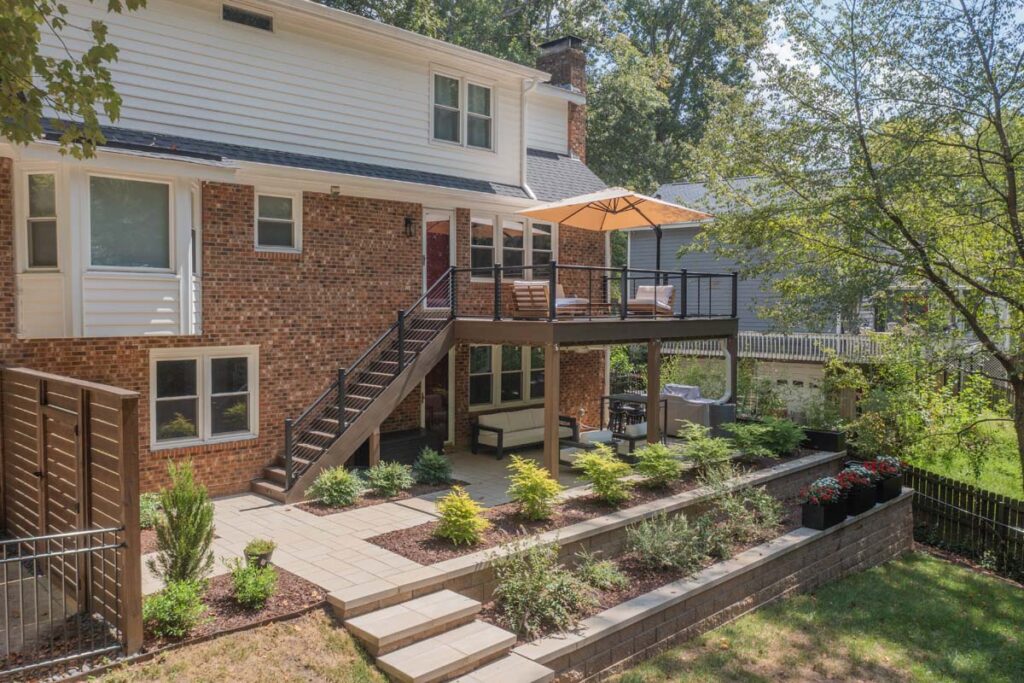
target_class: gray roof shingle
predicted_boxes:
[526,148,607,202]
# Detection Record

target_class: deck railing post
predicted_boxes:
[731,272,738,318]
[284,418,294,487]
[336,368,346,435]
[396,309,406,375]
[679,269,687,319]
[548,260,558,321]
[620,266,629,319]
[493,265,503,321]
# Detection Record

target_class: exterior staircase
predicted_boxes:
[251,270,457,504]
[342,589,554,683]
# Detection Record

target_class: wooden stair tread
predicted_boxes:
[376,621,515,683]
[345,590,480,655]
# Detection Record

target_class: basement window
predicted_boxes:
[223,5,274,32]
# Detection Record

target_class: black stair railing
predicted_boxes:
[282,268,455,488]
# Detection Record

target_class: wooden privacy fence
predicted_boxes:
[905,465,1023,579]
[0,367,142,675]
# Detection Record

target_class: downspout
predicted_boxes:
[521,78,541,200]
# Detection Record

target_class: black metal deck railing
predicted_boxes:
[0,528,126,680]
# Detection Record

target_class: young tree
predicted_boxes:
[694,0,1024,491]
[1,0,145,158]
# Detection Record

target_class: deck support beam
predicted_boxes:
[369,428,381,467]
[725,335,738,404]
[543,342,561,478]
[647,339,661,444]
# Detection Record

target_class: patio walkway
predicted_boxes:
[142,448,584,595]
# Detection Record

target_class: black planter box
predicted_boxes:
[876,475,903,502]
[801,501,847,530]
[846,485,877,515]
[801,428,846,452]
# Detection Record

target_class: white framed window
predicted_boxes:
[470,216,557,281]
[431,71,494,150]
[529,223,553,276]
[471,216,495,277]
[26,173,58,269]
[150,346,259,448]
[501,219,525,279]
[89,174,172,270]
[255,191,301,251]
[468,345,545,408]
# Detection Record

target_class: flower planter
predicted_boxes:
[245,550,274,568]
[801,501,847,530]
[876,475,903,502]
[801,428,846,452]
[845,485,877,515]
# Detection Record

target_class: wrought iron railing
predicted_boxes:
[282,269,455,488]
[0,528,126,680]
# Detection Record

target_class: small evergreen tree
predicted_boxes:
[147,460,215,583]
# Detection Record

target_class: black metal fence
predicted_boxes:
[0,528,126,680]
[905,466,1024,580]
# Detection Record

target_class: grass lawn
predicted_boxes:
[615,552,1023,683]
[100,608,385,683]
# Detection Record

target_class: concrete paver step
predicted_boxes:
[375,621,516,683]
[450,654,554,683]
[345,590,481,655]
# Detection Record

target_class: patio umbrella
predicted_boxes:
[516,187,712,270]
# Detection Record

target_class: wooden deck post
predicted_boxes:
[118,394,143,653]
[369,428,381,467]
[543,342,561,478]
[725,335,739,403]
[647,340,661,444]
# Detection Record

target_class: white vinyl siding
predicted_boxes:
[40,0,523,187]
[525,94,568,154]
[16,274,66,338]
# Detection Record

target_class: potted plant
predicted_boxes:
[798,476,846,530]
[864,456,903,502]
[244,538,277,568]
[838,464,878,515]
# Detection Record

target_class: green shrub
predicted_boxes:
[308,466,362,507]
[228,558,278,610]
[709,486,783,549]
[147,461,215,584]
[574,550,628,591]
[142,580,206,639]
[492,541,596,639]
[434,487,490,545]
[364,461,414,497]
[574,444,633,506]
[633,443,683,487]
[243,538,276,566]
[140,492,162,529]
[723,418,805,459]
[676,422,734,474]
[507,455,564,521]
[625,513,707,572]
[412,447,453,485]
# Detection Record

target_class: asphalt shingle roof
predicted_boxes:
[43,123,606,202]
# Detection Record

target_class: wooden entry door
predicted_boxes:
[424,210,453,307]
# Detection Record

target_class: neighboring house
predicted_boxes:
[0,0,620,499]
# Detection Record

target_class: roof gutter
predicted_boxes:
[520,77,541,201]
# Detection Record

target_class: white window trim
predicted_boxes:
[469,215,559,282]
[429,67,497,153]
[150,345,259,450]
[254,189,302,253]
[468,344,545,411]
[85,172,175,273]
[22,171,60,272]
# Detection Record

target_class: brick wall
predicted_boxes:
[537,38,588,162]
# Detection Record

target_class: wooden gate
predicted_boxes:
[0,367,142,657]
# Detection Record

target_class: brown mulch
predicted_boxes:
[142,566,326,650]
[918,543,1024,589]
[141,528,158,555]
[367,453,806,565]
[296,481,468,516]
[479,503,803,644]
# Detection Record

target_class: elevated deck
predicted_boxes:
[454,315,737,347]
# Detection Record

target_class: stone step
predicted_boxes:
[375,621,516,683]
[450,654,554,683]
[345,590,481,656]
[250,478,286,502]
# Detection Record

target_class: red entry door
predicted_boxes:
[425,211,452,307]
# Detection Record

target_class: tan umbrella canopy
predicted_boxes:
[516,187,713,270]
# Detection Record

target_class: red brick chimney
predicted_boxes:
[538,36,587,162]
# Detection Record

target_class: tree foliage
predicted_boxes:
[1,0,145,157]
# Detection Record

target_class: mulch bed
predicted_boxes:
[296,481,467,516]
[142,566,326,650]
[368,453,805,565]
[141,528,157,555]
[479,503,803,644]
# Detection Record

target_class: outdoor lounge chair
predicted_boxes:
[627,285,675,316]
[511,280,590,318]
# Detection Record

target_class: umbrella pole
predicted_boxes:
[654,225,663,279]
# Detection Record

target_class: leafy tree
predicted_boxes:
[693,0,1024,491]
[2,0,146,158]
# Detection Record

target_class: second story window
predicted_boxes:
[471,217,495,272]
[90,176,170,270]
[502,219,525,278]
[432,73,493,150]
[27,174,57,269]
[255,192,301,251]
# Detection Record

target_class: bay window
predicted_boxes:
[90,176,170,269]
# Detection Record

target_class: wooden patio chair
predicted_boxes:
[627,285,675,316]
[511,281,591,318]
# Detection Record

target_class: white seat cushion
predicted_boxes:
[477,412,511,431]
[476,422,573,447]
[581,429,614,444]
[555,297,589,307]
[624,421,647,438]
